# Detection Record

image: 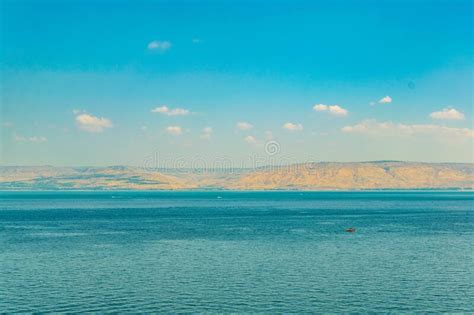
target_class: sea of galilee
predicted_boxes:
[1,191,472,313]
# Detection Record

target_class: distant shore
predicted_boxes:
[1,162,473,191]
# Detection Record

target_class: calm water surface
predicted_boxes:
[0,191,473,313]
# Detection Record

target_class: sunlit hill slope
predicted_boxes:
[1,162,472,190]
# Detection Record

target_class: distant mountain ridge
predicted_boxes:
[1,162,473,190]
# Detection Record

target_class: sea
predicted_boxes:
[0,191,473,313]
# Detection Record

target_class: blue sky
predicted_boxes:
[1,0,472,166]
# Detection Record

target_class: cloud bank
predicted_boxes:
[429,108,465,120]
[342,119,473,139]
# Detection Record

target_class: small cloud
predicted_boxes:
[378,96,392,104]
[13,134,47,143]
[244,135,257,144]
[166,126,182,135]
[192,38,202,44]
[75,113,113,133]
[151,106,189,116]
[314,104,328,111]
[2,122,13,128]
[328,105,348,116]
[201,126,213,139]
[236,122,253,131]
[168,108,189,116]
[313,104,348,116]
[141,126,148,131]
[429,107,465,121]
[151,106,169,114]
[283,122,303,131]
[147,40,171,52]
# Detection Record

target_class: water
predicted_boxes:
[0,191,473,313]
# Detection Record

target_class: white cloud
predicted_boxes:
[192,38,202,44]
[244,135,257,144]
[314,104,328,111]
[147,40,171,52]
[2,122,13,128]
[328,105,348,116]
[75,113,113,133]
[283,122,303,131]
[151,106,190,116]
[151,106,169,114]
[13,134,47,143]
[168,108,189,116]
[166,126,182,135]
[236,122,253,131]
[201,126,213,139]
[313,104,348,116]
[429,108,465,120]
[141,126,148,131]
[342,119,474,139]
[378,96,392,104]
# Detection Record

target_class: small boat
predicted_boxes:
[345,227,356,233]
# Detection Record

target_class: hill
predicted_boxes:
[1,162,473,190]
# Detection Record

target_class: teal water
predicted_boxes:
[0,191,473,313]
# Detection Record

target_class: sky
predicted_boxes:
[1,0,473,167]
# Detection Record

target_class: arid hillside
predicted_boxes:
[224,162,474,190]
[1,162,472,190]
